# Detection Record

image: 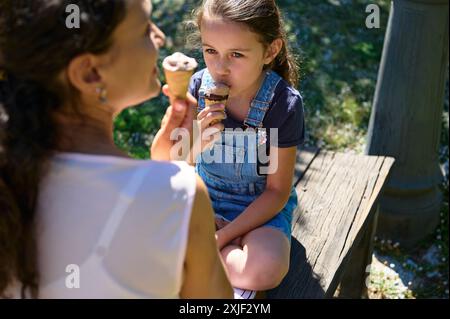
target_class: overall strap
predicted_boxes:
[243,70,282,129]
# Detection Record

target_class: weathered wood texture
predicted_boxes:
[267,149,394,298]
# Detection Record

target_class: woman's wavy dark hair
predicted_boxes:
[190,0,299,87]
[0,0,126,298]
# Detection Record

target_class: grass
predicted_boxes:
[113,0,449,298]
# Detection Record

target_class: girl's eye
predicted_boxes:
[231,52,244,58]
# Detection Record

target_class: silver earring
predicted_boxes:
[96,87,108,104]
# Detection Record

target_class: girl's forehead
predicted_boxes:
[201,15,260,46]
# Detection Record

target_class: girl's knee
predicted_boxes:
[246,260,289,290]
[262,263,288,289]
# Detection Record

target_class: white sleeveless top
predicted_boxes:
[8,152,196,298]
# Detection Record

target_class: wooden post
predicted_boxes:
[365,0,449,248]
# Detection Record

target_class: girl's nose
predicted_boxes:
[215,58,230,76]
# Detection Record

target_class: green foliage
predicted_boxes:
[275,0,391,150]
[114,0,392,155]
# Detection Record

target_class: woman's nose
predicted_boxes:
[151,23,166,49]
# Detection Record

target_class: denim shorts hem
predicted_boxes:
[214,213,292,243]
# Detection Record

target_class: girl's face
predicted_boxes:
[200,15,276,99]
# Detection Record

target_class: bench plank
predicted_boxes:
[292,146,320,186]
[267,150,394,298]
[336,156,394,298]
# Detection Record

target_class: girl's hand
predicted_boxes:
[215,218,242,250]
[215,229,229,251]
[215,216,230,230]
[196,104,226,153]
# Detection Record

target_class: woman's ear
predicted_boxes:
[66,54,102,95]
[264,38,283,65]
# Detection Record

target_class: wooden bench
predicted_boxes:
[266,147,395,298]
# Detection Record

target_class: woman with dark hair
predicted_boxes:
[0,0,232,298]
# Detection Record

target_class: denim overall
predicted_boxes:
[195,69,298,241]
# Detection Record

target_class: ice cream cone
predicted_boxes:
[164,70,193,99]
[204,83,229,125]
[162,52,198,99]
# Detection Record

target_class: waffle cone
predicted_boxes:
[164,69,194,99]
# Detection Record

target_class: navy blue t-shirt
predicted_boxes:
[188,69,305,148]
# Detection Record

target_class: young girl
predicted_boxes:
[188,0,305,298]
